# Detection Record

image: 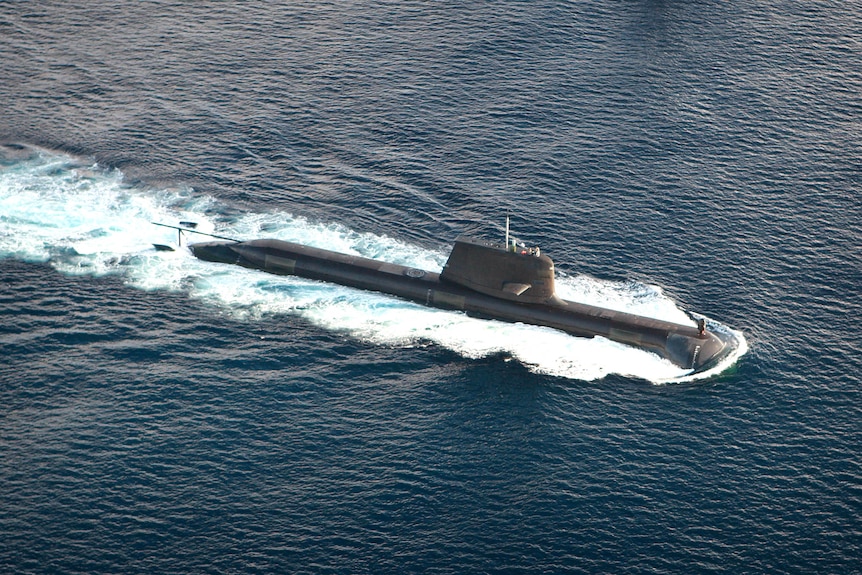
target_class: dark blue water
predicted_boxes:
[1,1,860,573]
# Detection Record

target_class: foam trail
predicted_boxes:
[0,145,746,383]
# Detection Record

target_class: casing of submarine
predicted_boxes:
[189,238,730,371]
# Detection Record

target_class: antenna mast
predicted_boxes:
[505,213,510,251]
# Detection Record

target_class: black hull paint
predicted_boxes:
[189,239,732,372]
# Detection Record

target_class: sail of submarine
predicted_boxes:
[184,222,733,372]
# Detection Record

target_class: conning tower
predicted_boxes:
[440,236,556,304]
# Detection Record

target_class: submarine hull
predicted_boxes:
[189,239,732,372]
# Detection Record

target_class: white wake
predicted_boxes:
[0,146,747,383]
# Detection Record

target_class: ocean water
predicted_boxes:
[1,1,859,573]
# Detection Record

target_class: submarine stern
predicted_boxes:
[189,241,241,265]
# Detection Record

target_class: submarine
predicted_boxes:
[162,220,736,373]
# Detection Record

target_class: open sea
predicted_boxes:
[1,1,860,573]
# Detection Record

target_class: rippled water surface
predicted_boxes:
[1,1,860,573]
